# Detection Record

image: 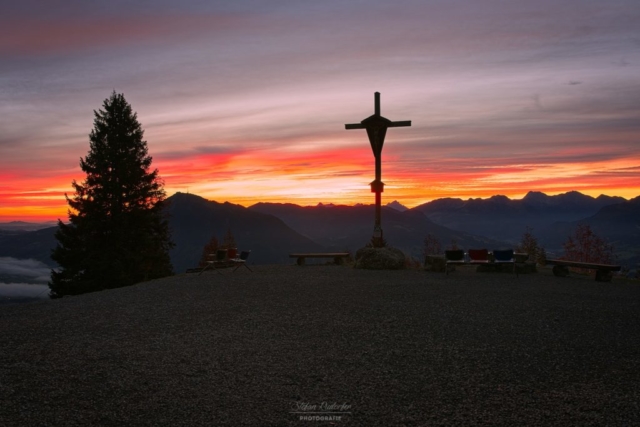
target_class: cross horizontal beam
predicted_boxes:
[345,120,411,130]
[345,123,365,130]
[387,120,412,128]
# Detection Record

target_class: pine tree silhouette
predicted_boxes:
[49,92,173,297]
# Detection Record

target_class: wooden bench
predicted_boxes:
[289,253,350,266]
[545,259,621,282]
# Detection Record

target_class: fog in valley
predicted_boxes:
[0,257,51,303]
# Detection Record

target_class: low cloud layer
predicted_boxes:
[0,258,51,302]
[0,257,51,283]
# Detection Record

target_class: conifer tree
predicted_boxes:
[49,92,173,297]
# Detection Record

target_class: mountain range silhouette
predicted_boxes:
[1,191,638,272]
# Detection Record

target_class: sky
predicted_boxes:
[1,0,639,221]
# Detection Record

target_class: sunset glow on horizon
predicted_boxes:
[2,0,639,222]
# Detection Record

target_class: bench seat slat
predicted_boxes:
[289,253,349,258]
[289,253,350,266]
[546,259,621,271]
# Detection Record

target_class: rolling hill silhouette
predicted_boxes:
[165,193,323,272]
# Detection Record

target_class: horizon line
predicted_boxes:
[4,189,635,224]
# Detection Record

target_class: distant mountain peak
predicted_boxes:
[488,195,511,203]
[561,190,591,200]
[523,191,548,200]
[170,192,209,202]
[385,200,408,212]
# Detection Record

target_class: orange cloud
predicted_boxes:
[1,142,639,222]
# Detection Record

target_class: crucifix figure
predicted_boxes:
[345,92,411,247]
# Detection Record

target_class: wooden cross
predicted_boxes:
[345,92,411,246]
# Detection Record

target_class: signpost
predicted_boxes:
[345,92,411,247]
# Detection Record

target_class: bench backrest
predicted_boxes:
[445,250,465,261]
[493,249,514,262]
[216,249,228,261]
[468,249,489,262]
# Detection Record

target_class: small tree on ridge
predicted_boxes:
[562,223,614,266]
[199,236,219,268]
[423,233,443,257]
[517,226,546,264]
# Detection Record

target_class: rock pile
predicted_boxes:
[354,247,405,270]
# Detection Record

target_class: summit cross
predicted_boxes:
[345,92,411,247]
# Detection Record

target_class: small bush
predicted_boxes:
[198,236,219,268]
[562,224,615,270]
[404,254,422,269]
[516,226,546,264]
[423,234,442,257]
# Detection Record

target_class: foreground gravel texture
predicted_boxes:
[1,266,639,426]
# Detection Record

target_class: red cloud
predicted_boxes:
[0,14,249,56]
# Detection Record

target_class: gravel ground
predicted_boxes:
[1,265,639,426]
